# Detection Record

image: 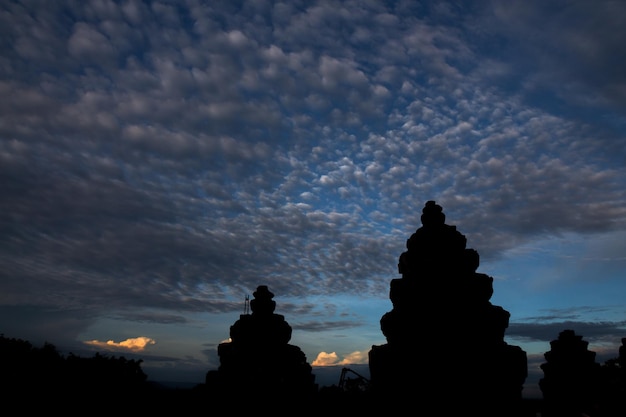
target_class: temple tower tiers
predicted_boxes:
[539,329,602,417]
[368,201,528,414]
[207,285,317,401]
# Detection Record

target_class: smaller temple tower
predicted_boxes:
[206,285,317,401]
[539,329,602,417]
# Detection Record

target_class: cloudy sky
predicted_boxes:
[1,0,625,397]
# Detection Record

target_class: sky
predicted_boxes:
[1,0,625,398]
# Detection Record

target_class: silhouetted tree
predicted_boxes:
[598,337,626,417]
[1,334,65,394]
[63,351,147,392]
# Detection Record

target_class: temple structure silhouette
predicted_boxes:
[539,329,602,417]
[205,285,317,402]
[368,201,528,414]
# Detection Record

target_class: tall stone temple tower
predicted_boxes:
[206,285,317,402]
[368,201,528,414]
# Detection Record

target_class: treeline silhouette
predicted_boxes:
[1,334,147,390]
[0,333,191,412]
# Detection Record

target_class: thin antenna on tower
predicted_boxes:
[243,294,250,314]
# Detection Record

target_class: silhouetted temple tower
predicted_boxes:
[368,201,528,414]
[539,329,602,417]
[207,285,317,402]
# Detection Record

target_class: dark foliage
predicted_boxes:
[0,333,151,411]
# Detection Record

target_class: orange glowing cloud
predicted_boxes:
[84,336,156,351]
[312,351,339,366]
[312,350,369,366]
[338,350,368,365]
